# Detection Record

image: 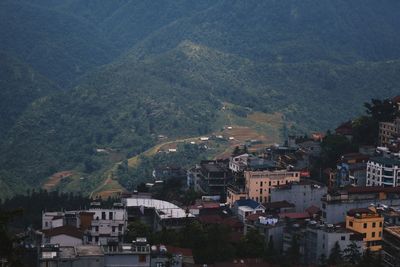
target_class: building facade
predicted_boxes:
[244,169,300,203]
[346,208,384,252]
[366,157,400,187]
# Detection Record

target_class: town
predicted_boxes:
[2,96,400,267]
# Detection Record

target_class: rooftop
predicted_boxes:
[369,156,400,166]
[235,199,263,209]
[42,225,83,239]
[384,226,400,239]
[75,245,104,257]
[347,208,377,217]
[125,198,194,219]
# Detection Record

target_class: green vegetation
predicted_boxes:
[2,1,400,198]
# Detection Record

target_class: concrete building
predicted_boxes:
[194,160,232,197]
[379,118,400,146]
[244,169,300,203]
[346,207,384,252]
[102,239,151,267]
[366,157,400,187]
[270,179,326,213]
[304,222,363,265]
[42,225,84,247]
[321,187,400,224]
[233,199,266,222]
[39,244,105,267]
[124,198,195,231]
[382,226,400,267]
[245,214,284,252]
[86,206,127,245]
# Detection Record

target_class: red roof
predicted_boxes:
[335,121,353,135]
[246,213,267,222]
[165,245,193,257]
[392,95,400,103]
[279,212,310,220]
[202,202,221,209]
[305,205,321,215]
[42,225,83,239]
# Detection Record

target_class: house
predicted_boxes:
[321,186,400,224]
[335,120,353,139]
[270,179,326,213]
[233,199,265,222]
[346,207,384,252]
[244,169,300,203]
[366,156,400,187]
[42,225,83,247]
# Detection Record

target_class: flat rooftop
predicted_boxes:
[75,245,104,257]
[125,198,195,219]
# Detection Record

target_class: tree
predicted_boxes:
[125,220,151,242]
[364,98,399,122]
[0,209,24,267]
[318,253,328,267]
[287,235,301,265]
[343,241,362,264]
[237,228,266,258]
[328,241,343,265]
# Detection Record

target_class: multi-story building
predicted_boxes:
[321,187,400,224]
[87,206,127,245]
[346,207,384,252]
[102,239,151,267]
[194,160,232,197]
[244,169,300,203]
[233,199,266,222]
[270,179,326,213]
[304,222,364,265]
[366,157,400,187]
[379,118,400,146]
[382,226,400,267]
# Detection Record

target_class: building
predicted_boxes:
[245,214,284,252]
[42,225,84,247]
[366,157,400,187]
[39,244,105,267]
[229,154,276,174]
[379,118,400,146]
[321,187,400,224]
[382,226,400,267]
[244,169,300,203]
[194,160,232,197]
[42,203,127,246]
[124,198,195,231]
[102,239,151,267]
[304,222,363,265]
[336,153,369,187]
[226,184,247,207]
[346,207,384,252]
[87,205,127,245]
[270,179,326,213]
[233,199,266,222]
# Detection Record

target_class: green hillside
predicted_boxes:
[0,0,117,88]
[0,52,57,139]
[1,1,400,198]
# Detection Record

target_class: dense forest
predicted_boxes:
[1,0,400,198]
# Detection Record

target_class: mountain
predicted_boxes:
[0,52,57,139]
[129,0,400,63]
[0,0,117,88]
[1,1,400,198]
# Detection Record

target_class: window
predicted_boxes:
[139,255,147,263]
[349,221,353,227]
[101,212,106,220]
[269,181,271,186]
[95,226,99,232]
[372,232,375,238]
[379,222,383,227]
[372,222,376,228]
[118,224,123,232]
[363,223,367,229]
[112,226,116,232]
[109,212,113,220]
[260,181,263,187]
[341,236,346,241]
[379,231,382,237]
[95,236,99,242]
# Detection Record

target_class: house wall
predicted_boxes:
[245,170,300,203]
[47,234,82,247]
[271,184,326,212]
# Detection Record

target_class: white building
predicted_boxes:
[366,157,400,187]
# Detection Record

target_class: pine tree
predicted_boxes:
[343,241,362,264]
[328,241,343,265]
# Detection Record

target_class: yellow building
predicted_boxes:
[244,169,300,203]
[346,207,383,252]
